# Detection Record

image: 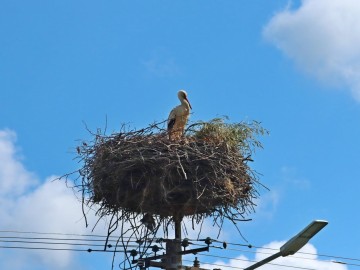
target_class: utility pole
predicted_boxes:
[165,214,183,270]
[132,213,209,270]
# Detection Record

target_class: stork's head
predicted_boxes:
[178,90,192,109]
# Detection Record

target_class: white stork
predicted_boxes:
[167,90,192,140]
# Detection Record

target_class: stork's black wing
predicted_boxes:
[167,117,176,131]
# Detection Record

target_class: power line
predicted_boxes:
[331,260,360,267]
[183,258,317,270]
[196,244,345,265]
[0,238,137,248]
[191,252,360,269]
[245,244,360,264]
[0,235,136,244]
[183,259,245,270]
[0,245,125,253]
[201,248,323,263]
[198,253,319,270]
[189,244,360,268]
[0,230,135,240]
[190,239,360,264]
[188,243,360,269]
[1,230,359,268]
[0,231,135,253]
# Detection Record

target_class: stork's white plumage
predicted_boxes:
[167,90,192,140]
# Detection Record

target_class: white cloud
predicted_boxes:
[202,241,347,270]
[3,178,85,268]
[263,0,360,101]
[0,129,38,197]
[0,129,100,270]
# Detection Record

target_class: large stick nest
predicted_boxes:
[75,118,267,222]
[64,118,268,268]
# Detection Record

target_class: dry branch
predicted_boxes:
[65,117,268,266]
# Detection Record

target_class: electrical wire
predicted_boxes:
[0,230,136,241]
[0,245,125,253]
[0,231,134,254]
[206,246,321,262]
[1,230,360,268]
[0,235,137,245]
[183,259,245,270]
[189,238,360,265]
[183,259,317,270]
[197,253,329,270]
[191,243,334,265]
[195,254,360,269]
[331,260,360,267]
[234,243,360,265]
[0,238,137,248]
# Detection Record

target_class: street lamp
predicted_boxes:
[244,220,328,270]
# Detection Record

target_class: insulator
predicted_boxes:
[193,257,200,267]
[130,249,138,258]
[151,245,160,253]
[181,238,190,248]
[204,237,212,246]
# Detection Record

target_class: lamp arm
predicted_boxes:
[243,251,282,270]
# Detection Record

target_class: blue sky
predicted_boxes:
[1,0,360,269]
